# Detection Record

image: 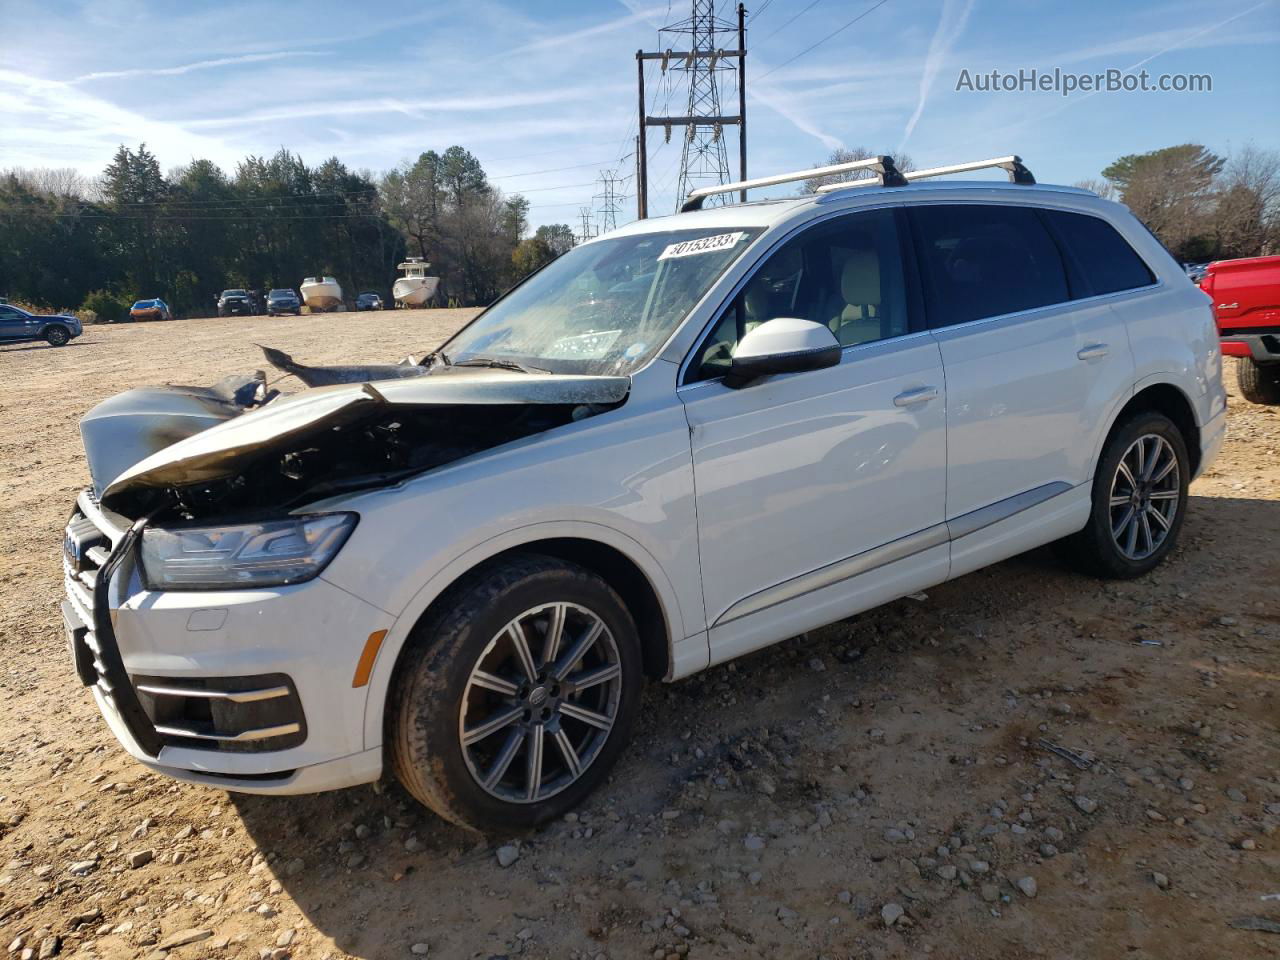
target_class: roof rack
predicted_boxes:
[678,154,1036,211]
[680,155,907,212]
[815,155,1035,194]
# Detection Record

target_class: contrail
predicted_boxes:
[899,0,977,151]
[74,52,321,83]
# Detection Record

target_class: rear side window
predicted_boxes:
[909,204,1069,328]
[1042,210,1155,295]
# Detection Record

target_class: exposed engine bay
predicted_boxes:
[85,346,629,524]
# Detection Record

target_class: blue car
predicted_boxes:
[0,302,83,347]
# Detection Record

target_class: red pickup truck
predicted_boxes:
[1201,255,1280,404]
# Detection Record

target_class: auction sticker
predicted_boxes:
[658,231,745,261]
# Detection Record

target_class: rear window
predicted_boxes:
[1042,210,1155,296]
[909,204,1070,328]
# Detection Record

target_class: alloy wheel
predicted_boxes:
[1109,433,1180,561]
[458,602,622,803]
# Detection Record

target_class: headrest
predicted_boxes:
[840,249,880,305]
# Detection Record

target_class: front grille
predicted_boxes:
[63,494,126,698]
[133,673,307,753]
[63,491,306,757]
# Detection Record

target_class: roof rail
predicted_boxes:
[816,155,1035,194]
[680,155,907,212]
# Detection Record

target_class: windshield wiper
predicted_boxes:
[452,356,550,374]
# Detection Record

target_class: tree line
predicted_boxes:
[5,139,1276,319]
[0,144,576,318]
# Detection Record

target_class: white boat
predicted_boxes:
[300,276,344,312]
[392,258,441,308]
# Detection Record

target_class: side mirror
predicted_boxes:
[727,317,841,388]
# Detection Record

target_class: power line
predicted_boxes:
[749,0,778,23]
[757,0,823,41]
[756,0,892,82]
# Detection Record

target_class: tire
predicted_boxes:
[1237,358,1280,405]
[389,554,642,833]
[44,325,70,346]
[1059,412,1190,579]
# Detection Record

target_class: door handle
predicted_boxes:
[1077,343,1109,361]
[893,386,938,407]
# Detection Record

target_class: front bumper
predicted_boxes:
[63,491,392,794]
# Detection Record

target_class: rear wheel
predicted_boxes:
[1059,412,1189,579]
[44,325,69,346]
[1237,358,1280,405]
[389,555,642,832]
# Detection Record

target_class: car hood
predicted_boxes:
[95,369,630,507]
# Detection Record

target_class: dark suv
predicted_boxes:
[267,289,302,316]
[0,302,82,346]
[355,291,384,311]
[217,289,255,317]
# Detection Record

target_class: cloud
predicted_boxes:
[0,68,238,171]
[74,51,323,83]
[899,0,977,151]
[182,84,623,130]
[511,6,666,54]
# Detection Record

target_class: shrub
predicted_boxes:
[80,290,129,325]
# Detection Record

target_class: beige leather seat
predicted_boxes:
[831,249,883,346]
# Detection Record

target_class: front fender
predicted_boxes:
[349,518,700,751]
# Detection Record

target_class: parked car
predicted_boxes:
[216,289,255,317]
[128,299,174,322]
[1200,254,1280,404]
[62,156,1227,832]
[355,291,384,311]
[0,302,82,346]
[266,289,302,316]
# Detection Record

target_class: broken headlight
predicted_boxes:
[140,514,357,590]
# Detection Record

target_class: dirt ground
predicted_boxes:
[1,312,1277,960]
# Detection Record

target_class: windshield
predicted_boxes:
[224,290,246,297]
[441,226,762,375]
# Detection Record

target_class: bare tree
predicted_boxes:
[1213,143,1280,258]
[1072,178,1116,201]
[801,148,915,194]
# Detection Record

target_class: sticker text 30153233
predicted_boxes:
[657,232,745,261]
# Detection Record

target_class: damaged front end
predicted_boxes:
[83,347,629,525]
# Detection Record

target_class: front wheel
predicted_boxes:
[389,555,642,832]
[44,325,69,346]
[1060,412,1190,579]
[1237,358,1280,405]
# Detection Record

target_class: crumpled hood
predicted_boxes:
[80,377,265,498]
[98,370,629,505]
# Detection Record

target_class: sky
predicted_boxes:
[1,0,1278,230]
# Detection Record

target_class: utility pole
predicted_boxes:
[594,169,622,235]
[635,2,747,216]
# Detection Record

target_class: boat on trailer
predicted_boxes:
[393,258,440,308]
[300,276,344,313]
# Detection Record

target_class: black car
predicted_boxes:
[266,288,302,316]
[355,291,384,311]
[217,289,255,317]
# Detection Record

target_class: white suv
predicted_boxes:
[63,156,1227,832]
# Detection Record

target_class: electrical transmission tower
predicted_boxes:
[594,169,622,235]
[636,2,747,216]
[577,206,596,245]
